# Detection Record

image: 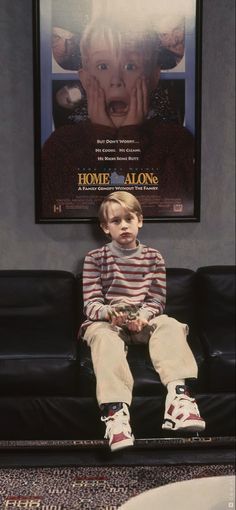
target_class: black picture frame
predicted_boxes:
[33,0,202,223]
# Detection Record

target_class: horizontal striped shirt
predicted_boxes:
[81,241,166,331]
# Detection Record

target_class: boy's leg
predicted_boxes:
[148,315,205,431]
[83,321,133,406]
[148,315,197,384]
[83,321,134,450]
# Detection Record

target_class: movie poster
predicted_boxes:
[34,0,201,222]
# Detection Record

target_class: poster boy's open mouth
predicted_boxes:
[108,100,129,115]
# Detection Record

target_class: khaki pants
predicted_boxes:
[83,314,198,406]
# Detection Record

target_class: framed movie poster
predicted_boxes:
[33,0,202,222]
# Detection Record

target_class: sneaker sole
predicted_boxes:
[110,438,134,452]
[162,420,206,432]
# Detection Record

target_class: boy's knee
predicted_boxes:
[84,322,113,345]
[151,315,188,334]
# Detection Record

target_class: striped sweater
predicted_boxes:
[81,241,166,331]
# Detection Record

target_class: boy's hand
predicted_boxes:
[108,310,129,327]
[126,317,149,332]
[86,77,114,127]
[106,306,147,331]
[123,76,148,127]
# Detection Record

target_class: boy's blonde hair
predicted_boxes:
[99,191,143,225]
[80,17,160,71]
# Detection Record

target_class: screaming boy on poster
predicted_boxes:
[41,0,195,219]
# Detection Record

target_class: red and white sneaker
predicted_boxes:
[162,385,206,432]
[101,403,134,451]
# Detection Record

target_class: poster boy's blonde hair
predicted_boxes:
[99,191,143,225]
[80,17,161,71]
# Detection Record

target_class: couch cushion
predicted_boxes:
[196,266,235,391]
[0,271,78,395]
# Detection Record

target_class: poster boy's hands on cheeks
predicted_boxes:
[85,76,114,128]
[78,34,160,129]
[122,76,149,127]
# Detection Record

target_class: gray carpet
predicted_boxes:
[0,463,234,510]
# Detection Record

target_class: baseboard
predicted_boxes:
[0,437,235,468]
[0,436,235,450]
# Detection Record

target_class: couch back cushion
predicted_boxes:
[196,266,235,327]
[0,271,78,395]
[196,266,235,391]
[165,268,195,325]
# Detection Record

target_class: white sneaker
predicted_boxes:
[101,403,134,451]
[162,385,206,432]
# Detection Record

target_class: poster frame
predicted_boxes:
[33,0,202,223]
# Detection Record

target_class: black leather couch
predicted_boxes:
[0,266,235,440]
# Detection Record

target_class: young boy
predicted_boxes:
[42,17,194,218]
[78,18,160,129]
[81,191,205,451]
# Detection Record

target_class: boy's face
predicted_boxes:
[80,40,160,128]
[101,201,143,249]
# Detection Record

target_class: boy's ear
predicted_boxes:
[78,68,89,92]
[138,215,143,228]
[100,223,110,235]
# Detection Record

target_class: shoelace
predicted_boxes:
[101,409,130,440]
[172,395,200,418]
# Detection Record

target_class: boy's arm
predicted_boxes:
[138,256,166,321]
[83,253,112,321]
